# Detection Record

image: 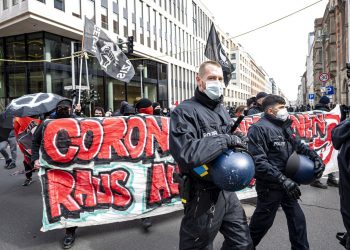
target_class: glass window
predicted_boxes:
[144,82,157,102]
[28,33,44,61]
[37,0,45,2]
[3,0,8,9]
[29,65,45,94]
[107,78,125,111]
[84,0,95,20]
[113,13,119,34]
[8,66,26,98]
[72,0,81,17]
[5,35,25,64]
[127,81,141,105]
[101,6,108,29]
[13,0,18,5]
[153,9,157,50]
[139,0,144,44]
[54,0,64,11]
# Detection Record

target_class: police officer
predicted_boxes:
[248,95,325,249]
[332,118,350,249]
[169,60,253,250]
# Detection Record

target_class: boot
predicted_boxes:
[327,178,339,187]
[63,227,77,249]
[310,180,328,189]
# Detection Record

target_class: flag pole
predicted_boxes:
[78,18,86,105]
[84,53,91,117]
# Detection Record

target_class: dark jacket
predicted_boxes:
[247,104,263,116]
[31,122,44,164]
[169,88,233,187]
[314,103,330,112]
[332,119,350,173]
[248,114,318,189]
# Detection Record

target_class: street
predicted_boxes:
[0,148,345,250]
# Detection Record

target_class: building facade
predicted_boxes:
[306,32,315,105]
[0,0,232,111]
[312,0,349,105]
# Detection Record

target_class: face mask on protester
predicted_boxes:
[203,80,223,100]
[56,106,71,118]
[154,108,163,116]
[275,108,289,121]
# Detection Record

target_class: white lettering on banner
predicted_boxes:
[92,25,101,53]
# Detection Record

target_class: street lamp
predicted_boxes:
[137,64,145,98]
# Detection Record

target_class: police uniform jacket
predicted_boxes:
[169,88,234,188]
[248,114,318,190]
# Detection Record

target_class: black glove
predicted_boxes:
[278,174,301,200]
[314,157,325,179]
[226,134,247,149]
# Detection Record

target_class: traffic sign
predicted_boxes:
[325,86,334,95]
[308,93,315,100]
[319,73,330,82]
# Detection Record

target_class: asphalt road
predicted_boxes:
[0,148,346,250]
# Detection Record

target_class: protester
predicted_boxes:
[247,94,325,249]
[73,103,85,117]
[169,60,253,249]
[244,97,257,116]
[235,105,246,118]
[152,102,164,116]
[93,107,105,117]
[135,98,154,115]
[13,116,41,186]
[247,92,268,115]
[332,118,350,249]
[310,96,339,188]
[134,97,154,230]
[31,99,78,249]
[0,129,17,169]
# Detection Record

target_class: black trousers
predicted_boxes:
[179,189,253,250]
[249,188,309,250]
[339,159,350,239]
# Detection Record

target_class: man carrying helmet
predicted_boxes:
[247,94,325,250]
[169,60,253,250]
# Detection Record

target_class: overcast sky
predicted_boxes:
[200,0,329,101]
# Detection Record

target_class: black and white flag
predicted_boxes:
[83,17,135,82]
[204,23,235,86]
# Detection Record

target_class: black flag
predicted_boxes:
[205,23,235,86]
[83,17,135,82]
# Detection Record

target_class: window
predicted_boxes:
[12,0,18,5]
[147,5,151,47]
[54,0,64,11]
[3,0,8,9]
[153,10,157,50]
[192,2,197,36]
[37,0,45,2]
[101,6,108,29]
[159,14,163,52]
[72,0,81,18]
[113,1,119,34]
[85,0,95,21]
[139,0,144,44]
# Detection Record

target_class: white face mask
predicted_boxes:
[203,80,223,100]
[276,108,289,121]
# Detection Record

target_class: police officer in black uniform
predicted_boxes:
[247,95,325,250]
[332,118,350,249]
[169,61,253,250]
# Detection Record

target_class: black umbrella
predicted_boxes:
[0,112,13,141]
[5,93,66,117]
